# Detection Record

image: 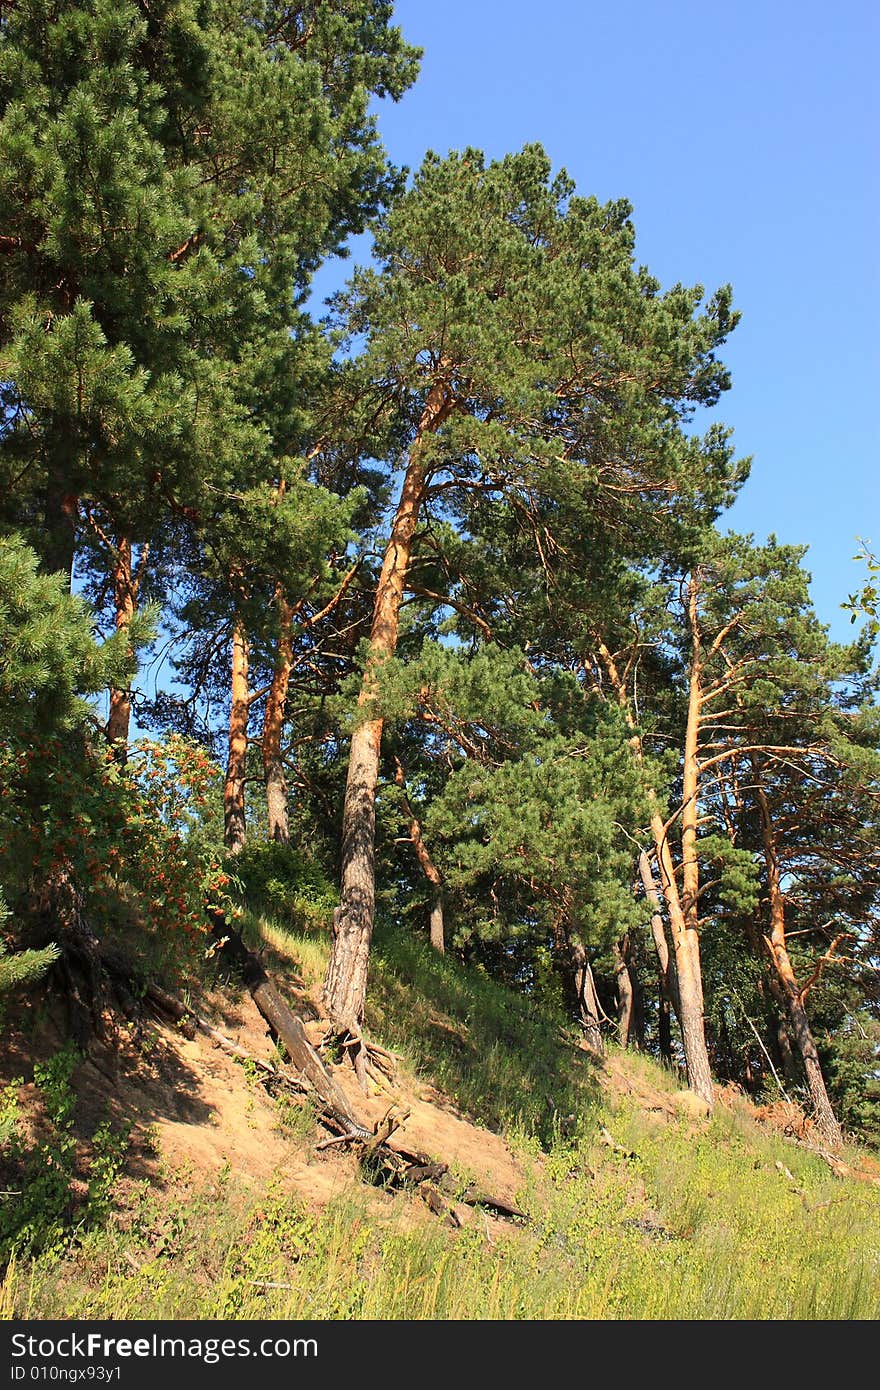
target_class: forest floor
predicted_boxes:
[2,909,879,1320]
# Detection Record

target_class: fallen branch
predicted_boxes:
[794,1139,880,1187]
[208,918,371,1140]
[143,981,278,1077]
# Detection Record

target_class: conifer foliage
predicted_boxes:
[0,3,877,1145]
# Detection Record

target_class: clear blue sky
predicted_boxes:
[321,0,879,639]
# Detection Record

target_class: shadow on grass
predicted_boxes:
[366,923,601,1147]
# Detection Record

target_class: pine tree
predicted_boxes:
[0,0,419,751]
[323,144,744,1060]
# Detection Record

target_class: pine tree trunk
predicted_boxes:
[651,809,714,1104]
[646,576,713,1105]
[263,594,293,844]
[429,891,445,954]
[394,757,445,954]
[224,617,249,854]
[107,537,136,759]
[594,633,712,1103]
[324,378,454,1031]
[775,1017,800,1090]
[680,578,706,1017]
[756,785,843,1147]
[576,950,605,1057]
[638,848,679,1029]
[657,981,673,1063]
[42,486,78,586]
[613,935,634,1047]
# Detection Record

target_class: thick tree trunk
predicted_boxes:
[41,486,78,586]
[613,935,634,1048]
[428,891,445,954]
[576,951,605,1057]
[107,537,136,759]
[263,594,294,844]
[324,379,454,1033]
[394,758,445,954]
[224,617,249,854]
[755,785,843,1147]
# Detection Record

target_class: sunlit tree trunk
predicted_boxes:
[324,378,455,1036]
[596,634,714,1103]
[263,593,293,844]
[755,782,843,1147]
[224,616,250,854]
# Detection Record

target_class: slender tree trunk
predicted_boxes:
[657,977,673,1064]
[638,848,679,1027]
[624,929,646,1048]
[324,378,455,1033]
[428,892,445,954]
[107,537,137,759]
[680,578,705,1015]
[263,593,293,844]
[224,617,250,854]
[755,784,843,1147]
[573,943,605,1056]
[650,811,713,1102]
[595,633,713,1103]
[394,758,445,953]
[744,912,801,1092]
[613,934,634,1047]
[643,580,713,1103]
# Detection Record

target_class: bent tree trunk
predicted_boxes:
[755,784,843,1147]
[224,616,250,854]
[263,593,294,844]
[324,379,454,1033]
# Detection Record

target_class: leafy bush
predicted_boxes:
[229,841,337,931]
[0,1046,128,1261]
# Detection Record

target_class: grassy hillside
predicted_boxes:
[2,908,879,1321]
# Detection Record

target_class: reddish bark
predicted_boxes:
[755,782,843,1147]
[263,594,294,844]
[107,538,137,758]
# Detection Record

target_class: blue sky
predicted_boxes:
[320,0,878,639]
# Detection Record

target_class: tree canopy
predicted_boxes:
[1,1,877,1151]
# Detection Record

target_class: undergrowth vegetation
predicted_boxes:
[2,904,878,1320]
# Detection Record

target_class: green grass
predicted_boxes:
[6,1105,878,1319]
[3,904,879,1320]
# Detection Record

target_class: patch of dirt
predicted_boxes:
[2,982,528,1226]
